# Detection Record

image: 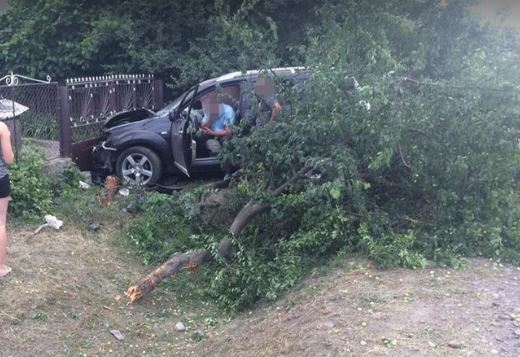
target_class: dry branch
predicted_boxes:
[125,250,211,304]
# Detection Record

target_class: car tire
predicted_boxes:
[116,146,162,185]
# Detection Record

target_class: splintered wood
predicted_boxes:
[125,250,212,304]
[96,175,119,207]
[105,175,119,205]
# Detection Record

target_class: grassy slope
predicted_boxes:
[1,224,519,356]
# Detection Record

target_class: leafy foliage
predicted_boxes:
[10,145,88,221]
[10,145,53,219]
[227,0,519,303]
[22,114,59,140]
[174,5,280,89]
[209,236,302,311]
[358,223,427,269]
[0,0,312,89]
[125,190,208,264]
[6,0,520,311]
[120,0,520,311]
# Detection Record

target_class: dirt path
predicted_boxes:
[192,259,520,356]
[1,226,519,356]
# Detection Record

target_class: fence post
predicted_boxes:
[6,86,22,159]
[58,85,71,157]
[109,82,117,114]
[132,79,137,110]
[153,79,164,110]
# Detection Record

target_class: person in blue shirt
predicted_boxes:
[201,102,236,138]
[200,102,237,181]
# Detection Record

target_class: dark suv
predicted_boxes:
[88,67,308,185]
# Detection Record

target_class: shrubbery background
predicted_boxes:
[4,0,520,312]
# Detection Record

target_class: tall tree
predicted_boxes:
[125,0,520,309]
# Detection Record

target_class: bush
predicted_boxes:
[124,188,217,264]
[9,145,97,223]
[9,145,53,219]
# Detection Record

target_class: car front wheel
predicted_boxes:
[116,146,162,185]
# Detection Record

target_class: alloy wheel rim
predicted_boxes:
[121,154,153,185]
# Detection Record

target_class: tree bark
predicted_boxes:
[230,200,268,235]
[125,250,211,304]
[218,200,269,258]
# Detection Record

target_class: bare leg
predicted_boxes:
[0,196,10,277]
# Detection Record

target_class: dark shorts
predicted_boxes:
[0,174,11,198]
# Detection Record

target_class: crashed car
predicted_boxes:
[83,67,308,185]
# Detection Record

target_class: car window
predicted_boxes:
[155,96,182,117]
[198,85,240,107]
[196,84,241,118]
[155,86,197,117]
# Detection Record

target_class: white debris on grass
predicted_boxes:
[32,214,64,236]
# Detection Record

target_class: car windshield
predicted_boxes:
[155,96,183,117]
[155,87,197,117]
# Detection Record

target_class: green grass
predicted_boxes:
[21,113,59,140]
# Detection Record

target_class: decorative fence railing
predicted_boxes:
[60,74,163,157]
[0,73,164,160]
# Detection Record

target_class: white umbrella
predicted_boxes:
[0,98,29,119]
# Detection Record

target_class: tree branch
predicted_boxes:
[397,142,413,170]
[126,249,212,304]
[127,165,314,303]
[271,166,313,195]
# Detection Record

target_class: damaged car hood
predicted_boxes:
[104,108,157,129]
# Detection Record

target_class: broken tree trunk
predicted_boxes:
[125,201,268,304]
[125,200,267,304]
[126,250,211,304]
[218,200,268,259]
[125,167,311,304]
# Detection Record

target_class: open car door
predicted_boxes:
[170,85,198,177]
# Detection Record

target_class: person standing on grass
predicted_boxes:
[0,121,14,278]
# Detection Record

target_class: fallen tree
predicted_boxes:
[126,250,212,303]
[126,168,310,303]
[124,0,520,309]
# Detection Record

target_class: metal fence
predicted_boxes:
[61,74,163,153]
[0,74,60,159]
[0,73,164,162]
